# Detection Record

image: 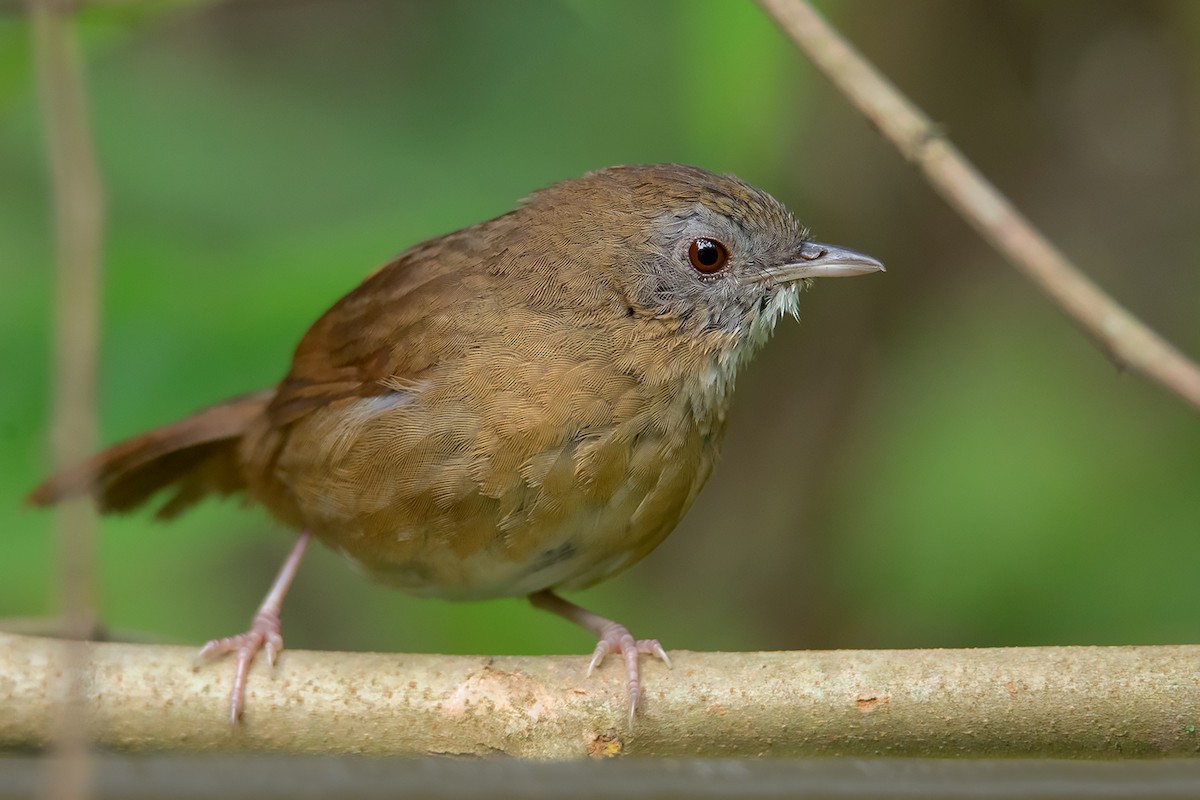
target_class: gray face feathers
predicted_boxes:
[519,164,814,340]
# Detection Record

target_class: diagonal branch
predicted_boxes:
[756,0,1200,411]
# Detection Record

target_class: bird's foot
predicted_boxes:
[197,609,284,725]
[529,589,671,728]
[586,620,672,728]
[195,531,311,724]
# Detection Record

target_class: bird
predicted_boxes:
[28,163,884,727]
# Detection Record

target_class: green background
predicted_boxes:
[2,1,1198,663]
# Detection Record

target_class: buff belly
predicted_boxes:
[269,393,721,601]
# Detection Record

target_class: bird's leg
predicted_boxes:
[530,589,671,727]
[197,531,311,724]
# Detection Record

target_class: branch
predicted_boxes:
[755,0,1200,411]
[30,0,105,796]
[2,633,1198,758]
[31,0,104,634]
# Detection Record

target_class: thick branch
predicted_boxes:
[756,0,1200,411]
[2,633,1197,758]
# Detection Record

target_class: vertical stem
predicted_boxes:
[30,0,105,797]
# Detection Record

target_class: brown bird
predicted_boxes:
[29,164,883,726]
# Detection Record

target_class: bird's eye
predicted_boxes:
[687,238,730,274]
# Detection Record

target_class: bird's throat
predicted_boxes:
[684,283,801,426]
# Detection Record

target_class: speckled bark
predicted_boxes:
[1,632,1197,758]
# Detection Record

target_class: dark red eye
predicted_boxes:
[687,238,730,274]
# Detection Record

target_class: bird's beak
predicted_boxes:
[759,241,885,284]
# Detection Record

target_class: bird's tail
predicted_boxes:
[26,390,273,520]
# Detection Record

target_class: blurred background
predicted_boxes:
[2,0,1198,662]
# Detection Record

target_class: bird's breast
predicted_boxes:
[256,335,732,600]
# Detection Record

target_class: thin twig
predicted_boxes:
[30,0,105,795]
[2,633,1199,758]
[756,0,1200,410]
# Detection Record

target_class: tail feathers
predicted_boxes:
[27,390,274,520]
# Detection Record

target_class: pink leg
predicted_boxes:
[197,531,310,724]
[530,589,671,727]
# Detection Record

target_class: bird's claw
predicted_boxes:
[586,621,671,727]
[197,609,284,724]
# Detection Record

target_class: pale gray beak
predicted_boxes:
[760,241,885,284]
